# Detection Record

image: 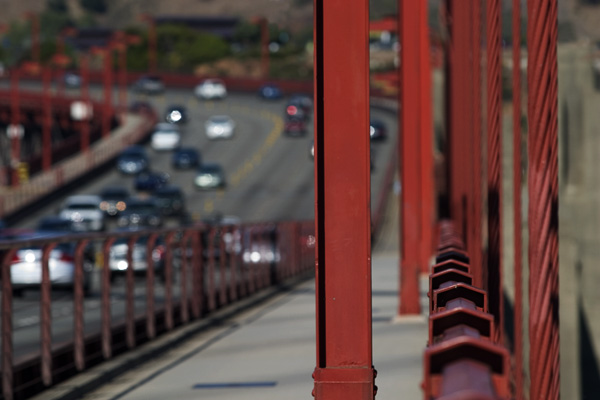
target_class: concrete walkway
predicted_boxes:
[72,252,427,400]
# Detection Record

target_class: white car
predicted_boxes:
[205,115,235,139]
[194,79,227,100]
[59,195,105,232]
[151,122,181,151]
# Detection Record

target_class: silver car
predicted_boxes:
[59,195,105,232]
[205,115,235,139]
[11,236,94,296]
[194,79,227,100]
[194,163,226,189]
[151,122,181,151]
[108,236,166,281]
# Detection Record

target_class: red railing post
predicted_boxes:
[312,0,375,398]
[486,0,504,345]
[165,232,175,331]
[512,0,524,397]
[74,240,88,371]
[398,0,425,315]
[2,250,16,400]
[527,0,560,398]
[41,244,56,387]
[126,235,138,348]
[146,234,158,339]
[101,238,114,359]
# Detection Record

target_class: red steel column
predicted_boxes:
[527,0,560,398]
[471,0,483,288]
[103,46,113,137]
[10,67,20,187]
[312,0,375,398]
[42,67,52,171]
[119,44,127,113]
[445,0,472,242]
[80,54,90,152]
[418,0,434,274]
[512,0,524,397]
[486,0,503,344]
[398,0,422,315]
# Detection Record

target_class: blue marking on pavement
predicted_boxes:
[193,381,277,389]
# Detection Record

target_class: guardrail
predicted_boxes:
[0,106,156,220]
[0,220,314,399]
[423,220,510,399]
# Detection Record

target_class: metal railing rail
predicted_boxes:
[0,220,315,400]
[423,221,510,399]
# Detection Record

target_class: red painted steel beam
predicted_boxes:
[80,54,90,152]
[512,0,524,397]
[312,0,375,398]
[486,0,504,345]
[42,67,52,171]
[398,0,423,315]
[102,45,113,138]
[527,0,560,398]
[10,67,20,187]
[444,0,472,241]
[470,0,483,288]
[418,0,434,274]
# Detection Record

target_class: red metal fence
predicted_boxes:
[0,220,314,399]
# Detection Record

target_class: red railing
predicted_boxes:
[424,221,510,399]
[0,220,315,399]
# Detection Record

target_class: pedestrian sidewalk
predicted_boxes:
[65,252,428,400]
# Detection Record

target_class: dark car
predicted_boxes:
[194,163,226,189]
[129,101,153,113]
[154,186,186,216]
[99,186,130,217]
[62,72,82,88]
[117,197,163,228]
[258,83,283,100]
[369,119,387,141]
[132,75,165,95]
[172,148,201,169]
[117,146,149,175]
[286,94,312,120]
[283,116,307,136]
[134,171,170,192]
[164,105,188,124]
[37,216,76,232]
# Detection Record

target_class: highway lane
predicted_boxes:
[2,83,397,362]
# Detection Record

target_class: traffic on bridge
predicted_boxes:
[0,0,594,399]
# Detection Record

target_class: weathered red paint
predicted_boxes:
[74,240,88,371]
[126,235,138,348]
[313,0,375,398]
[41,243,57,386]
[146,234,159,339]
[2,249,15,400]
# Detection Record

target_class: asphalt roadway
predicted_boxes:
[0,83,398,365]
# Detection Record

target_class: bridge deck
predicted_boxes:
[33,193,428,400]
